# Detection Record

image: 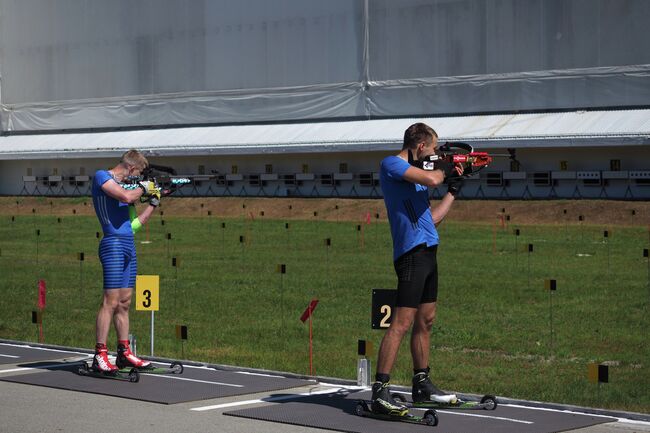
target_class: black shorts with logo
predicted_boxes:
[393,243,438,308]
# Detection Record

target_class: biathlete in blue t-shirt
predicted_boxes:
[371,123,464,415]
[90,149,161,373]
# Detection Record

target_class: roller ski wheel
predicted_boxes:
[77,361,140,383]
[355,400,438,427]
[125,361,184,375]
[392,392,498,411]
[127,369,140,382]
[480,394,498,411]
[171,361,184,374]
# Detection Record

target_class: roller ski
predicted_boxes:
[391,368,497,411]
[77,347,139,383]
[121,361,184,375]
[355,381,439,426]
[115,340,184,375]
[392,392,498,411]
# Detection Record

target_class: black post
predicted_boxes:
[546,279,557,355]
[79,252,85,307]
[514,228,520,268]
[604,230,610,276]
[644,248,649,299]
[221,222,226,254]
[278,264,286,335]
[36,228,40,264]
[527,244,533,290]
[325,238,331,288]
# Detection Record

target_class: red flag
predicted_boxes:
[38,280,47,310]
[365,212,371,224]
[300,299,319,323]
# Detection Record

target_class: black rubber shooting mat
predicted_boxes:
[0,343,83,364]
[0,361,314,404]
[223,390,615,433]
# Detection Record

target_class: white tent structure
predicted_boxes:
[1,0,649,198]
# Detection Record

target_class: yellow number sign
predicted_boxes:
[136,275,159,311]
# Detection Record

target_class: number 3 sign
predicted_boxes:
[371,289,397,329]
[136,275,159,311]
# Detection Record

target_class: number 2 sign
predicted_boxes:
[136,275,159,311]
[371,289,397,329]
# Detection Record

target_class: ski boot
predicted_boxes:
[412,368,457,404]
[371,381,409,416]
[78,344,139,382]
[91,345,119,373]
[116,340,152,370]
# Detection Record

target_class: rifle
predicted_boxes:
[121,163,192,199]
[415,142,520,180]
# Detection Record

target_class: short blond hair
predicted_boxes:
[120,149,148,171]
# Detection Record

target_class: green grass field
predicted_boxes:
[0,201,648,413]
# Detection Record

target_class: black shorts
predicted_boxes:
[393,244,438,308]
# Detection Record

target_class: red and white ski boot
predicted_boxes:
[92,344,119,373]
[116,340,151,370]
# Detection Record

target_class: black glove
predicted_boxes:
[434,159,455,177]
[148,195,160,207]
[408,150,454,175]
[447,177,464,197]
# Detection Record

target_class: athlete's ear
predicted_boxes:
[415,141,425,159]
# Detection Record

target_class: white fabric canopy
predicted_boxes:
[1,109,648,160]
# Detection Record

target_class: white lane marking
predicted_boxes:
[317,383,365,391]
[0,362,81,374]
[0,343,87,356]
[436,410,534,424]
[503,404,650,426]
[234,371,285,378]
[614,419,650,426]
[0,354,20,358]
[190,387,342,411]
[150,362,208,370]
[146,374,243,388]
[1,362,242,389]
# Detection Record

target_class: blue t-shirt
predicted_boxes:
[380,156,439,261]
[92,170,133,237]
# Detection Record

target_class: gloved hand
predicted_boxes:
[148,194,160,207]
[447,177,464,197]
[138,181,159,197]
[408,150,455,175]
[434,159,455,176]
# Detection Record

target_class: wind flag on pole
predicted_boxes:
[38,280,47,310]
[300,299,319,323]
[300,298,319,376]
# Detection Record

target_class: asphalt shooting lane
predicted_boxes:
[221,389,616,433]
[0,342,314,404]
[1,342,649,433]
